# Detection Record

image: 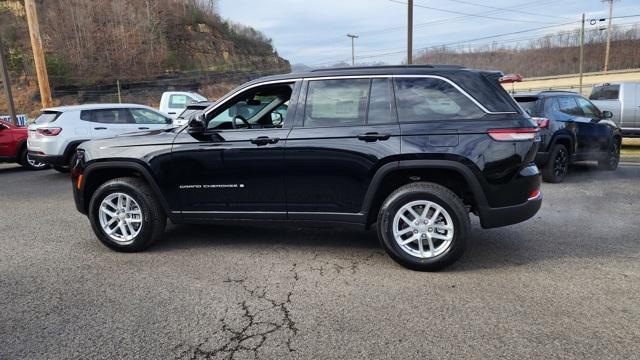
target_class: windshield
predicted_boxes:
[34,111,61,124]
[589,85,620,100]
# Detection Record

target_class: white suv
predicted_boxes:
[28,104,172,172]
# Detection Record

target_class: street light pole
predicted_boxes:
[602,0,616,73]
[347,34,359,66]
[579,13,585,94]
[407,0,413,64]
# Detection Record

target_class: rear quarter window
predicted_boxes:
[394,78,485,122]
[514,96,541,116]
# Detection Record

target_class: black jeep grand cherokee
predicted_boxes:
[71,65,542,271]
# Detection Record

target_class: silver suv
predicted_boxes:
[28,104,172,172]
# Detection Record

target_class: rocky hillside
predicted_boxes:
[0,0,290,115]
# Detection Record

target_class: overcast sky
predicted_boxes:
[218,0,640,67]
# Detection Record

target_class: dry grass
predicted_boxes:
[622,138,640,156]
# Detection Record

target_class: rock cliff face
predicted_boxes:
[0,0,289,115]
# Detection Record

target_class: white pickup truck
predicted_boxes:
[589,82,640,137]
[159,91,208,120]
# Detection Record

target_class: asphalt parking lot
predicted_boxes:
[1,163,639,359]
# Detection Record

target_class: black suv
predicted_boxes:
[514,91,621,183]
[71,66,542,271]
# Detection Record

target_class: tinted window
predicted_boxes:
[130,108,170,124]
[544,98,560,114]
[557,97,582,116]
[576,97,600,118]
[86,109,133,124]
[368,79,394,124]
[169,95,192,109]
[589,85,620,100]
[35,111,61,124]
[394,78,485,122]
[304,79,369,127]
[514,96,540,116]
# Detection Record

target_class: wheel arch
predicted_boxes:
[548,133,574,154]
[362,160,488,228]
[81,161,176,221]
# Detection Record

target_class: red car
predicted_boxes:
[0,119,48,170]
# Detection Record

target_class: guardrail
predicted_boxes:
[0,115,28,126]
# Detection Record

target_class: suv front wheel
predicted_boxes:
[542,144,569,183]
[88,177,166,252]
[377,182,469,271]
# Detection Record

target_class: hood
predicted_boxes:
[79,128,178,162]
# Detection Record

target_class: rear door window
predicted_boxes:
[303,79,369,127]
[394,78,485,122]
[84,109,133,124]
[557,97,583,116]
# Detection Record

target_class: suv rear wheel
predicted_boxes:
[542,144,569,183]
[88,177,166,252]
[19,149,49,171]
[377,182,469,271]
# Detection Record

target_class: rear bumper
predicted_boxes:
[28,151,67,166]
[479,194,542,228]
[478,164,542,228]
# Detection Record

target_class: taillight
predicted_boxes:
[487,128,538,141]
[528,189,541,201]
[532,117,550,129]
[36,127,62,136]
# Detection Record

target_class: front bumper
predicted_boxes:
[28,151,67,166]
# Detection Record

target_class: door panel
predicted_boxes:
[0,124,13,157]
[171,128,290,217]
[285,78,400,215]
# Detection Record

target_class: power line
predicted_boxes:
[442,0,574,21]
[387,0,560,24]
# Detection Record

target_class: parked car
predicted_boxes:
[28,104,172,172]
[159,91,208,119]
[173,101,214,127]
[514,91,621,183]
[589,82,640,137]
[71,65,542,271]
[0,119,49,170]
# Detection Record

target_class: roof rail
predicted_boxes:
[537,90,580,94]
[310,64,466,72]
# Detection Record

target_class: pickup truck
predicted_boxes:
[589,82,640,137]
[159,91,207,120]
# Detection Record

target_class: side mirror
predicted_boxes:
[271,112,283,125]
[187,114,206,135]
[602,110,613,119]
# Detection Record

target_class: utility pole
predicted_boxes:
[602,0,616,73]
[579,13,585,94]
[347,34,359,66]
[117,80,122,103]
[407,0,413,64]
[24,0,52,108]
[0,40,17,125]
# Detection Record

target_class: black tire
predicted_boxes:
[542,144,569,183]
[19,148,50,171]
[52,166,69,173]
[598,140,620,171]
[377,182,470,271]
[88,177,166,252]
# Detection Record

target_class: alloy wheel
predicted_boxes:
[98,193,143,244]
[26,154,48,169]
[553,148,569,178]
[392,200,454,259]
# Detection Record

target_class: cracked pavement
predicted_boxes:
[1,163,639,359]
